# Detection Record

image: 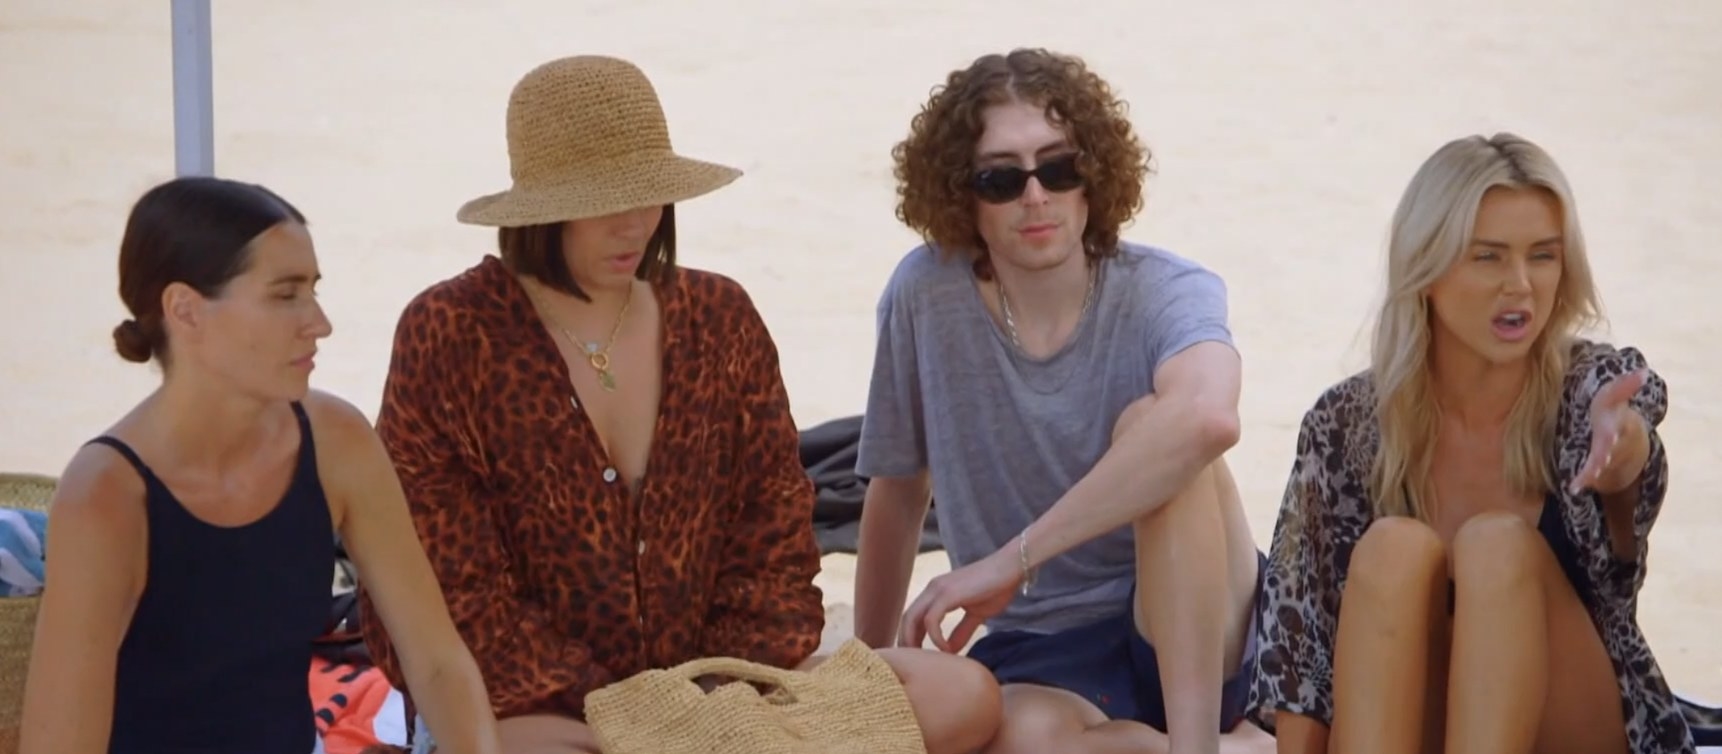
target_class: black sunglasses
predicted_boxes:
[970,153,1084,204]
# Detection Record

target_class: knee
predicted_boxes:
[984,688,1079,754]
[1451,511,1545,591]
[1345,517,1445,600]
[882,649,1002,754]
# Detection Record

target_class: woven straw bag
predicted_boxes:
[0,473,55,752]
[584,639,927,754]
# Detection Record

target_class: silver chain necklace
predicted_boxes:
[998,264,1098,350]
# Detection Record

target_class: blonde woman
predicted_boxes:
[1248,133,1721,753]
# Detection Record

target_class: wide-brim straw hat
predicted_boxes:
[0,472,55,750]
[456,55,743,227]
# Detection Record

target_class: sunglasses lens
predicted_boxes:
[1037,156,1083,192]
[970,155,1084,203]
[972,168,1029,204]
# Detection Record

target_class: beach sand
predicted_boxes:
[3,0,1718,701]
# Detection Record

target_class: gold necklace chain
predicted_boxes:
[526,282,633,392]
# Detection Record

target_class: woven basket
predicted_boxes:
[0,473,55,752]
[584,638,927,754]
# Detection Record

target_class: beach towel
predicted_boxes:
[315,535,371,666]
[0,506,48,597]
[309,660,409,754]
[799,415,942,555]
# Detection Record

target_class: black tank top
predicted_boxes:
[85,401,333,753]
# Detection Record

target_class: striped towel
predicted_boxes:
[0,507,48,597]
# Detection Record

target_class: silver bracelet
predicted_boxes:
[1018,526,1036,596]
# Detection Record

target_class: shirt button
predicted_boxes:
[637,539,646,555]
[602,467,618,483]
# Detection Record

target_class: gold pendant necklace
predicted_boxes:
[528,282,633,392]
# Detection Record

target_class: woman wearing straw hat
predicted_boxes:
[354,55,1004,754]
[17,176,503,754]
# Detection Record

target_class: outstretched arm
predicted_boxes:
[311,394,501,754]
[19,449,147,754]
[1559,344,1670,581]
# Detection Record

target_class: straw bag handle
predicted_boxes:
[672,656,801,700]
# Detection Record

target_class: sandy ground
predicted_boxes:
[2,0,1718,701]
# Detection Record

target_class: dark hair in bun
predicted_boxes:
[113,176,306,365]
[112,319,154,364]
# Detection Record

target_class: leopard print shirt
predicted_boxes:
[1249,339,1720,753]
[356,256,825,721]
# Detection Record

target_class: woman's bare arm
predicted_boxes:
[308,393,502,754]
[19,447,147,754]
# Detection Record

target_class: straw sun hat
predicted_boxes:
[456,55,743,227]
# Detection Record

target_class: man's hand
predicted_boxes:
[898,544,1022,654]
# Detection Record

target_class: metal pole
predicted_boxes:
[170,0,214,176]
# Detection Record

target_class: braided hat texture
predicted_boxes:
[457,55,742,227]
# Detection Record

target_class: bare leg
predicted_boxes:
[494,714,602,754]
[810,648,1003,754]
[1131,456,1261,754]
[1329,517,1449,754]
[1444,511,1627,754]
[982,685,1275,754]
[979,399,1269,754]
[985,684,1165,754]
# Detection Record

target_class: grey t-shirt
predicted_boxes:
[855,241,1235,634]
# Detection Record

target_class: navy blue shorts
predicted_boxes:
[965,550,1265,732]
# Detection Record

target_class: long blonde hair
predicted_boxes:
[1368,133,1602,521]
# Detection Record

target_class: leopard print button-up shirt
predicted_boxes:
[1249,339,1721,753]
[356,255,825,721]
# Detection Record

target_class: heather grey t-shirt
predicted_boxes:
[855,241,1235,634]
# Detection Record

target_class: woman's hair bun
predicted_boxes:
[113,318,154,363]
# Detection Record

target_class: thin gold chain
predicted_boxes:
[526,282,633,392]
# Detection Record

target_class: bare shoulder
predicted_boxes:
[43,442,149,565]
[298,391,393,510]
[54,443,146,524]
[299,389,380,449]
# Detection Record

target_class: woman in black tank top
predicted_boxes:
[16,177,502,754]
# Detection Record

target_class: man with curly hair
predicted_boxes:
[853,48,1273,754]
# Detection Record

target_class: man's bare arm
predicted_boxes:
[853,471,933,648]
[1018,341,1242,569]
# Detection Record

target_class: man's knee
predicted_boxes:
[1131,458,1227,531]
[1346,516,1446,603]
[1451,511,1547,594]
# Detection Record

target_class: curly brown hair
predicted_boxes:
[892,48,1151,277]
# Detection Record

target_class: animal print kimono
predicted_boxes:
[1249,339,1722,753]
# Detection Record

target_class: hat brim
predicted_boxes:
[455,154,742,227]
